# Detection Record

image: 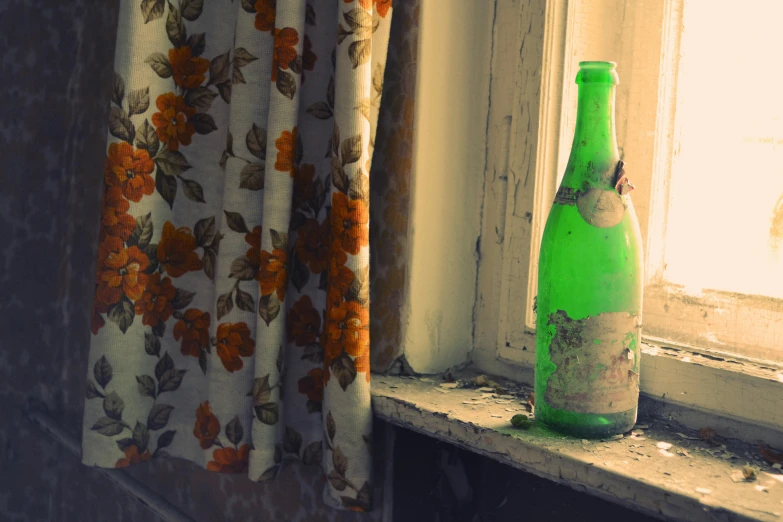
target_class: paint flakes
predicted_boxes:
[743,465,760,480]
[676,432,698,440]
[659,449,675,458]
[695,487,712,495]
[657,442,673,450]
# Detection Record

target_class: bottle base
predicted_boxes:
[535,407,637,439]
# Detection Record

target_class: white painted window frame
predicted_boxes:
[471,0,783,435]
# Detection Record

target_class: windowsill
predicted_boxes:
[371,370,783,521]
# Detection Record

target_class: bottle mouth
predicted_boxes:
[576,61,619,85]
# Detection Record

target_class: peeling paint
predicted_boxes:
[373,373,783,522]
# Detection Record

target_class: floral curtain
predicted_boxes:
[81,0,392,511]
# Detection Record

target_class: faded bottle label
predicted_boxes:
[545,310,640,414]
[553,161,631,228]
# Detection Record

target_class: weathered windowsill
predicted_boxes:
[371,371,783,522]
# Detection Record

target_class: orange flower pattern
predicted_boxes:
[296,219,329,274]
[331,192,369,255]
[95,236,150,305]
[173,308,211,358]
[327,301,369,357]
[152,93,196,151]
[258,248,287,301]
[215,322,255,372]
[245,226,262,269]
[292,163,315,212]
[254,0,276,32]
[271,28,299,82]
[134,273,177,327]
[104,142,155,203]
[274,127,298,175]
[354,351,371,383]
[114,445,152,468]
[194,401,221,449]
[346,0,392,18]
[157,221,203,277]
[287,295,321,346]
[208,445,251,473]
[100,186,136,241]
[169,46,210,89]
[329,241,355,297]
[83,0,396,512]
[298,368,324,402]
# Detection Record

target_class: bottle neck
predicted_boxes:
[564,83,619,188]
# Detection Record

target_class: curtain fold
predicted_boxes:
[81,0,392,510]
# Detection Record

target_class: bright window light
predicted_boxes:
[663,0,783,299]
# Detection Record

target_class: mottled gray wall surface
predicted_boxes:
[0,2,384,520]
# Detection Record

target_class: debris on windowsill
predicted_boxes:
[372,370,783,522]
[510,414,532,430]
[761,444,783,465]
[743,465,760,481]
[700,427,717,444]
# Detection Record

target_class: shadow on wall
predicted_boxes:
[392,426,658,522]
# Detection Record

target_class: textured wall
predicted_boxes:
[0,0,413,520]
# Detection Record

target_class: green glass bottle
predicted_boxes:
[534,61,644,438]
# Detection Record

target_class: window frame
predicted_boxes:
[471,0,783,435]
